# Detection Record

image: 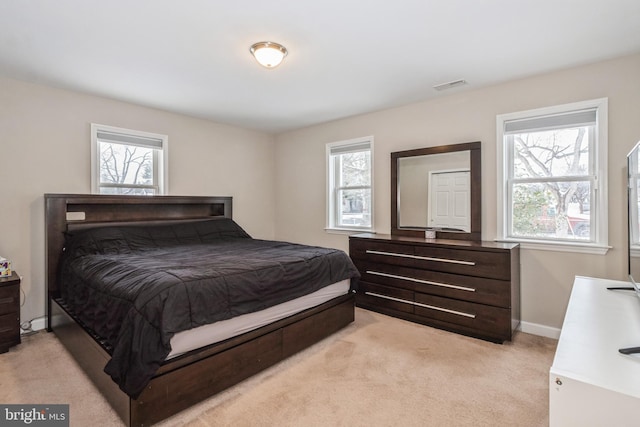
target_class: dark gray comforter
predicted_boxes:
[59,218,359,398]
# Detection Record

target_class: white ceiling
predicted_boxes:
[1,1,639,134]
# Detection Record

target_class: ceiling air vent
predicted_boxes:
[433,79,467,91]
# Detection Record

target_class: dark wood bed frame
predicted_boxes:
[44,194,355,426]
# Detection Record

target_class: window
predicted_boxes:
[326,137,374,231]
[91,123,168,195]
[497,98,608,253]
[629,145,640,251]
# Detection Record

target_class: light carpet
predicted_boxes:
[0,309,556,426]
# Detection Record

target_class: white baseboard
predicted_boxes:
[518,321,561,340]
[31,317,46,331]
[23,316,562,340]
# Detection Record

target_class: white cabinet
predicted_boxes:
[550,276,640,426]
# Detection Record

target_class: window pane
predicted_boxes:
[99,187,156,196]
[339,151,371,186]
[327,138,373,231]
[99,142,154,186]
[633,175,640,246]
[338,188,371,227]
[512,126,591,179]
[511,181,591,240]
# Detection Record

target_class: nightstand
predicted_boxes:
[0,272,20,353]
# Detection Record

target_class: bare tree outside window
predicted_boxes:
[510,126,592,239]
[99,142,157,195]
[498,99,607,249]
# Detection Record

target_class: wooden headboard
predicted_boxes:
[44,194,232,327]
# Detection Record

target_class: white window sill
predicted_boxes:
[495,238,610,255]
[325,227,375,235]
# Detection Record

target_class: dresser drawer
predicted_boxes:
[350,239,413,262]
[357,281,414,314]
[356,260,511,307]
[412,246,511,280]
[414,293,511,338]
[0,285,19,316]
[351,239,512,280]
[0,312,19,344]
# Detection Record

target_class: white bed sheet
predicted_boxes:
[168,279,351,358]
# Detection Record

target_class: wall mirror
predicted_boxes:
[391,141,482,241]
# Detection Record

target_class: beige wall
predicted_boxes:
[274,53,640,333]
[2,53,639,336]
[0,76,275,329]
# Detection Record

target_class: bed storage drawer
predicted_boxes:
[349,233,520,343]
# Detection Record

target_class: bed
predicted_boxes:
[45,194,358,426]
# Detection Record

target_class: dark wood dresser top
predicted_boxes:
[350,233,519,252]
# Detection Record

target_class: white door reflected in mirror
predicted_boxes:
[428,170,470,232]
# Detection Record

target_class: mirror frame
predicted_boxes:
[391,141,482,241]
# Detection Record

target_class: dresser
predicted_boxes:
[349,233,520,343]
[0,272,20,353]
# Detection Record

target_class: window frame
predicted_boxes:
[326,136,374,233]
[91,123,168,195]
[496,98,609,254]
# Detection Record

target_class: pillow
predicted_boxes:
[63,218,250,257]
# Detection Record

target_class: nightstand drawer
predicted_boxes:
[0,285,19,316]
[0,312,19,343]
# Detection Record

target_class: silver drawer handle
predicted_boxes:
[0,297,14,305]
[0,326,13,334]
[364,292,476,319]
[365,250,475,266]
[366,271,475,292]
[364,291,412,306]
[413,301,476,319]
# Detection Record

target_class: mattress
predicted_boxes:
[168,279,351,358]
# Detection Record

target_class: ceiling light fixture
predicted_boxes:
[433,79,467,91]
[250,41,288,69]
